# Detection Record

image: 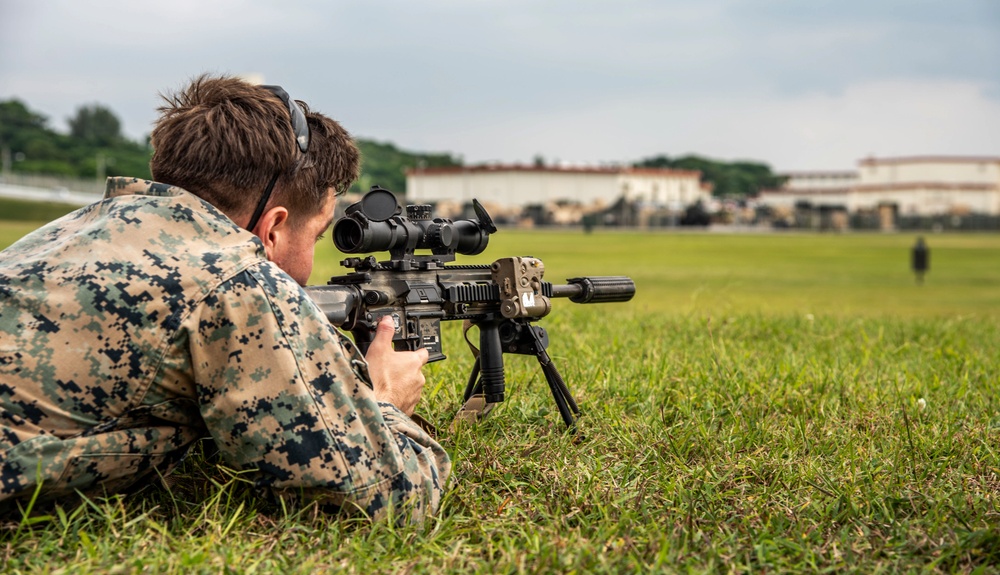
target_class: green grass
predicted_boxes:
[3,219,999,573]
[315,229,1000,319]
[0,197,80,224]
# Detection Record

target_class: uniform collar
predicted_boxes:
[103,177,185,200]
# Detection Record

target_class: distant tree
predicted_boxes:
[352,139,462,196]
[634,154,786,198]
[0,98,151,179]
[0,99,50,148]
[634,154,671,169]
[68,104,122,147]
[2,98,474,187]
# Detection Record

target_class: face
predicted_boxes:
[267,190,336,285]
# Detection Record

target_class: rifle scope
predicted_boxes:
[334,186,496,258]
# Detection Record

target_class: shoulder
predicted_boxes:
[211,261,323,322]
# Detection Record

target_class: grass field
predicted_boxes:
[311,229,1000,319]
[2,219,999,573]
[0,197,80,225]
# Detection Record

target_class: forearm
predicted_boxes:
[375,402,451,519]
[190,265,450,521]
[274,403,450,522]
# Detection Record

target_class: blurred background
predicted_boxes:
[1,0,998,231]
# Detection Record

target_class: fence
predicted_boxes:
[0,172,105,195]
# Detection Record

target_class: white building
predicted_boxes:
[759,156,1000,216]
[758,171,857,210]
[405,165,710,213]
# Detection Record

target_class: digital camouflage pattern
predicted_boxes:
[0,177,450,520]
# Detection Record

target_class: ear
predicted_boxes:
[252,206,291,260]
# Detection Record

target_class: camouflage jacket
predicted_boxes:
[0,177,450,520]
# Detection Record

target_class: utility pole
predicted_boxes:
[96,152,106,183]
[1,145,10,183]
[95,153,115,185]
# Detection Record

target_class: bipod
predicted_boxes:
[461,318,581,429]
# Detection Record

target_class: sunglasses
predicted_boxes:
[246,85,311,231]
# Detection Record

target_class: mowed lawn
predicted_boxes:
[3,218,1000,573]
[310,228,1000,319]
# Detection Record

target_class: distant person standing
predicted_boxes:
[911,236,930,284]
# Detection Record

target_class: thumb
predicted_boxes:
[371,315,397,347]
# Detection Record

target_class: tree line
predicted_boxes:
[633,154,786,198]
[1,98,783,198]
[0,100,152,181]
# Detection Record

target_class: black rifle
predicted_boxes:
[305,186,635,428]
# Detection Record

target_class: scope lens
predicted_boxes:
[333,219,365,252]
[452,220,490,255]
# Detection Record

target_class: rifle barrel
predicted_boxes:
[550,276,636,304]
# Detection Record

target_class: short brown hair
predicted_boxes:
[150,74,360,221]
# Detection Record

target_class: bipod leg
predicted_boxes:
[463,356,482,402]
[526,326,581,430]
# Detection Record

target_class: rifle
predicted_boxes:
[305,186,636,428]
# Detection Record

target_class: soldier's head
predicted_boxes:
[150,75,360,284]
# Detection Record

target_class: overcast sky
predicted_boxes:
[1,0,998,172]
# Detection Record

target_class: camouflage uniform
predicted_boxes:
[0,177,450,520]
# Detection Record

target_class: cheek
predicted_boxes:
[302,247,317,279]
[295,241,318,283]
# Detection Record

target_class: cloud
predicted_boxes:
[1,1,997,170]
[397,78,1000,170]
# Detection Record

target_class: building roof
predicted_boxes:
[779,171,857,179]
[852,182,998,192]
[858,155,1000,166]
[760,182,998,197]
[761,187,852,196]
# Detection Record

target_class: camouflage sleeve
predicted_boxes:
[186,263,450,522]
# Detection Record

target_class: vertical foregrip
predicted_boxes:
[478,322,505,403]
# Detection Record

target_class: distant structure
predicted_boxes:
[405,164,712,226]
[759,156,1000,229]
